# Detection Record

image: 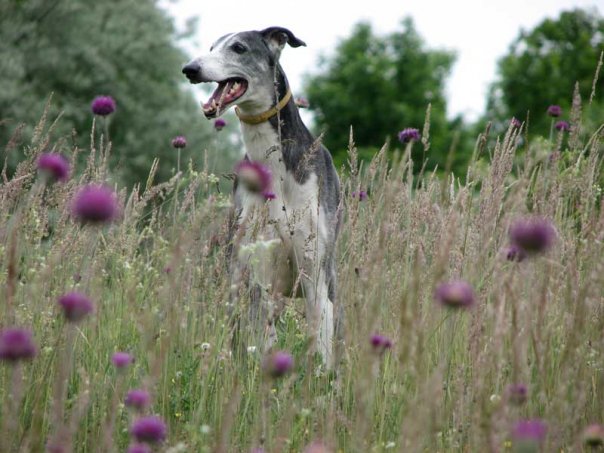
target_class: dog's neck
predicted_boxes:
[237,65,316,184]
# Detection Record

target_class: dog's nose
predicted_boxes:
[182,62,201,77]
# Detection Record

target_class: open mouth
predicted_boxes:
[202,78,248,117]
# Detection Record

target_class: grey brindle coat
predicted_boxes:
[183,27,341,367]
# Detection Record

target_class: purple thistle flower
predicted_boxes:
[130,416,167,444]
[235,160,273,195]
[171,136,187,149]
[398,128,421,143]
[506,383,528,405]
[250,449,266,453]
[262,191,276,201]
[554,120,570,131]
[214,118,227,131]
[352,190,368,201]
[37,153,70,183]
[582,424,604,448]
[509,217,555,255]
[0,328,37,362]
[511,118,522,128]
[434,280,475,309]
[72,184,118,224]
[263,350,294,378]
[370,333,393,354]
[546,105,562,117]
[125,389,151,411]
[512,419,547,446]
[45,441,68,453]
[504,244,527,263]
[295,96,310,108]
[127,444,152,453]
[91,96,116,116]
[112,351,133,369]
[303,441,332,453]
[58,292,94,322]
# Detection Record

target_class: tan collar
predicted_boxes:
[235,89,292,125]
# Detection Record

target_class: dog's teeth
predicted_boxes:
[233,82,240,90]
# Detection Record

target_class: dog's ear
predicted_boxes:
[260,27,306,58]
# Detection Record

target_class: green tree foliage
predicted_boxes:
[487,8,604,134]
[304,19,462,172]
[0,0,225,186]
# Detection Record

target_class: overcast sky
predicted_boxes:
[165,0,601,121]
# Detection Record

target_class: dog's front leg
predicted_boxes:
[293,226,335,369]
[231,229,284,355]
[302,269,334,369]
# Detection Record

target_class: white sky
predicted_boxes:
[165,0,601,122]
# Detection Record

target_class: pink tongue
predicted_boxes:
[203,81,233,111]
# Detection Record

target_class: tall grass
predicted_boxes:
[0,95,603,452]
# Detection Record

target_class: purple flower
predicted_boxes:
[554,120,570,131]
[125,389,151,411]
[0,328,37,362]
[37,153,70,183]
[171,136,187,149]
[398,128,420,143]
[295,97,310,108]
[512,419,547,445]
[262,191,276,201]
[582,424,604,448]
[250,449,266,453]
[72,184,118,224]
[370,334,392,354]
[45,441,68,453]
[214,118,227,131]
[127,444,152,453]
[235,160,272,195]
[263,350,294,378]
[91,96,116,116]
[58,292,94,322]
[434,280,475,308]
[509,217,555,255]
[511,118,522,128]
[130,416,167,444]
[112,351,133,369]
[546,105,562,117]
[303,441,332,453]
[507,383,528,405]
[352,190,368,201]
[504,244,527,263]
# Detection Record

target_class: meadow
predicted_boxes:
[0,90,603,453]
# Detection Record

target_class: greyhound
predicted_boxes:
[182,27,341,368]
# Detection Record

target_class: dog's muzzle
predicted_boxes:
[182,62,202,83]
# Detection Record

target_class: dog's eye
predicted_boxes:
[231,43,247,54]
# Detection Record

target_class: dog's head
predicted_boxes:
[182,27,305,118]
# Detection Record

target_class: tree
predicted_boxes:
[0,0,230,186]
[487,8,604,135]
[304,19,460,172]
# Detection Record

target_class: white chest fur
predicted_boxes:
[238,122,325,246]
